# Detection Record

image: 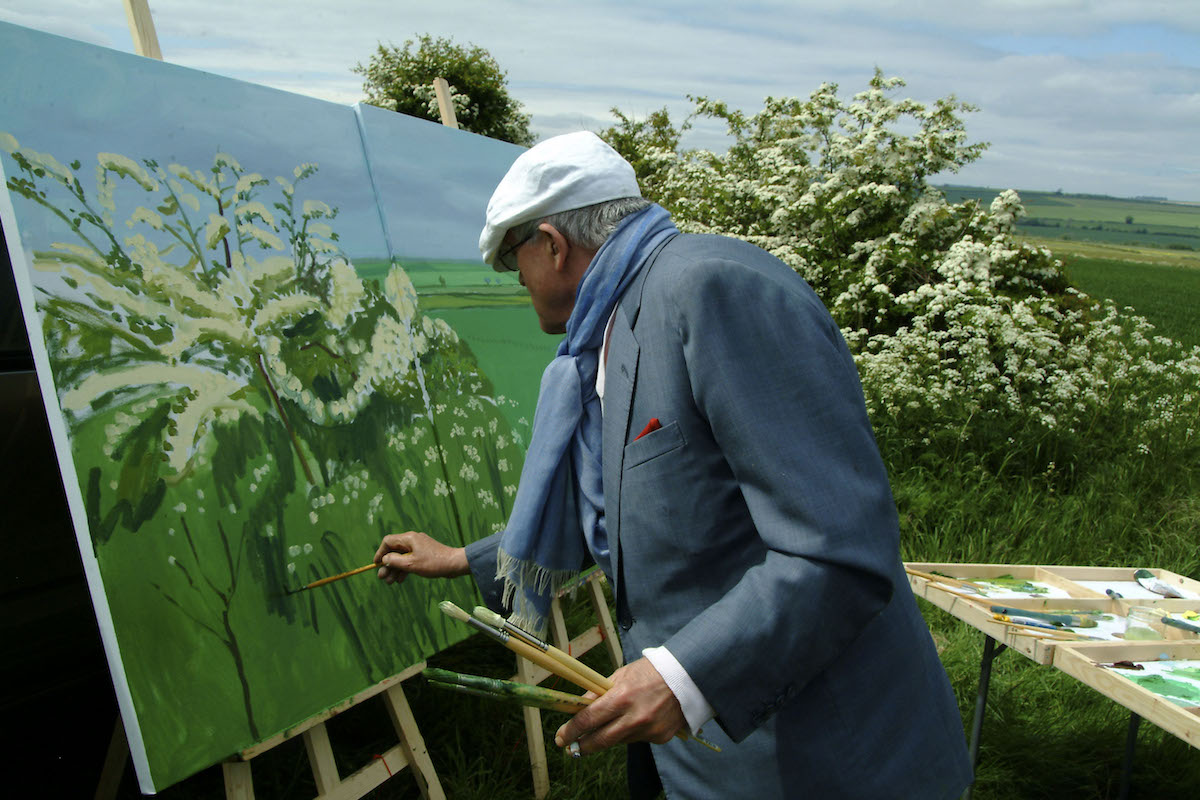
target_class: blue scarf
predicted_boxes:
[497,203,678,632]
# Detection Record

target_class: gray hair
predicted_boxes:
[508,196,651,252]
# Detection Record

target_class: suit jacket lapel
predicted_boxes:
[602,245,661,606]
[603,305,639,605]
[601,232,674,615]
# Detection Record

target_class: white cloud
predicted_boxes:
[2,0,1198,199]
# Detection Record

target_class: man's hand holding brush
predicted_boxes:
[554,658,686,755]
[374,531,470,584]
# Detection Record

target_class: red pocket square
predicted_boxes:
[634,418,662,441]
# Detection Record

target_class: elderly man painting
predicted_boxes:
[376,132,972,799]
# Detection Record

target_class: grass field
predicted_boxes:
[1058,256,1200,349]
[1016,236,1200,349]
[895,235,1200,799]
[941,185,1200,252]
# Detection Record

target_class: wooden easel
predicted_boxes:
[511,570,623,799]
[96,662,444,799]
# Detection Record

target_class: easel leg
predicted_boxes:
[1118,712,1140,800]
[94,718,128,800]
[962,635,1006,800]
[222,760,255,800]
[586,575,623,666]
[384,682,446,800]
[303,721,340,795]
[549,595,570,655]
[517,653,551,799]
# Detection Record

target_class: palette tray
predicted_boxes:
[906,563,1200,664]
[1054,641,1200,749]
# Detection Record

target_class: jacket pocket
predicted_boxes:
[623,420,685,468]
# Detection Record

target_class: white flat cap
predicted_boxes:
[479,131,641,269]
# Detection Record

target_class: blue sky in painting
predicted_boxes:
[0,23,386,260]
[356,104,523,262]
[2,0,1197,201]
[0,22,511,264]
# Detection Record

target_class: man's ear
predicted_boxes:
[538,223,570,273]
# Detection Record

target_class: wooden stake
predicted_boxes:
[432,77,459,129]
[122,0,163,60]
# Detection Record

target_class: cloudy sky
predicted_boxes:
[3,0,1198,201]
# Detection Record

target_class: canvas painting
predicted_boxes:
[0,22,548,792]
[355,103,555,433]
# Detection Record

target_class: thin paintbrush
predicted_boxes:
[287,562,377,595]
[991,614,1087,640]
[429,680,592,714]
[904,567,983,595]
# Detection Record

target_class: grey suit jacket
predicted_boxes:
[468,234,971,799]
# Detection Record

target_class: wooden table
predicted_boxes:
[906,562,1200,799]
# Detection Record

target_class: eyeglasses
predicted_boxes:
[495,229,539,272]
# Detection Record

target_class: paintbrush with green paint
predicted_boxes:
[438,601,722,752]
[423,667,592,714]
[988,606,1099,628]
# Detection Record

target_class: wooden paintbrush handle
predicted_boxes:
[506,635,609,695]
[546,645,614,691]
[302,562,377,590]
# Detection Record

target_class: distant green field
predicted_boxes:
[1060,254,1200,348]
[939,185,1200,251]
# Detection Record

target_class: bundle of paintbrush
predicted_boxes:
[423,667,592,714]
[437,601,721,751]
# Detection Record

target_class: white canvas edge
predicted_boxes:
[0,162,157,794]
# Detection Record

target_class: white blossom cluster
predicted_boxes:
[613,73,1200,475]
[4,137,380,476]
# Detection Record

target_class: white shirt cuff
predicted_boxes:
[642,646,715,734]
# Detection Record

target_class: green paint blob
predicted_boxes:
[973,574,1049,595]
[1126,674,1200,707]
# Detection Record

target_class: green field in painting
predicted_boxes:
[355,257,558,432]
[73,377,518,788]
[939,185,1200,251]
[431,305,559,434]
[355,257,522,291]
